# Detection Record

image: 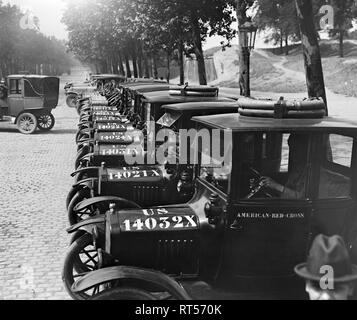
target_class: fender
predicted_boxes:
[79,116,91,123]
[78,97,90,103]
[71,167,100,178]
[72,177,98,189]
[71,266,191,300]
[77,128,92,136]
[79,110,91,117]
[77,137,93,144]
[66,91,79,97]
[66,216,105,234]
[78,123,90,129]
[77,153,94,165]
[81,107,91,113]
[74,196,141,212]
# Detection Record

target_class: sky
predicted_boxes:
[4,0,270,50]
[5,0,68,40]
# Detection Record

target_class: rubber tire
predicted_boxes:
[75,130,84,144]
[17,113,38,134]
[37,113,55,131]
[75,145,90,170]
[90,287,157,300]
[62,233,95,300]
[68,188,91,226]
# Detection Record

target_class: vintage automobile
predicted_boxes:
[75,86,234,163]
[63,96,357,300]
[0,75,59,134]
[65,74,126,108]
[67,101,239,225]
[76,83,170,138]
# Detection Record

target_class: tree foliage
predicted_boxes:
[255,0,300,55]
[0,1,73,77]
[62,0,236,84]
[313,0,357,57]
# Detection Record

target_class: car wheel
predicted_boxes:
[90,287,157,300]
[62,233,102,300]
[66,94,78,108]
[75,145,90,169]
[68,188,93,226]
[37,113,55,131]
[17,113,38,134]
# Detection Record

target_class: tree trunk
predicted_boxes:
[285,33,289,56]
[152,53,158,79]
[237,0,251,97]
[131,42,138,78]
[166,50,171,83]
[339,30,344,58]
[143,52,150,78]
[191,13,207,85]
[124,52,132,78]
[118,51,125,76]
[295,0,327,113]
[280,29,284,55]
[137,41,143,78]
[178,39,185,85]
[112,55,118,74]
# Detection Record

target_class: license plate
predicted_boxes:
[120,208,199,233]
[96,123,130,131]
[97,132,134,143]
[106,167,161,180]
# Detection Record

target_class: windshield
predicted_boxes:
[157,110,182,128]
[199,130,232,194]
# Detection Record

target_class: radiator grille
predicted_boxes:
[132,185,165,206]
[156,238,199,276]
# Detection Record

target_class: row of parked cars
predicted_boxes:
[62,75,357,300]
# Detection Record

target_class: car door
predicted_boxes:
[309,133,357,252]
[223,132,314,279]
[7,78,24,117]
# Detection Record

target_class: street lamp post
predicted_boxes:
[239,21,258,97]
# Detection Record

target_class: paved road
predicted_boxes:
[0,68,87,300]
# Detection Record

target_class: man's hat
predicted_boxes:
[295,234,357,283]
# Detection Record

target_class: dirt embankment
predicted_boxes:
[208,45,306,93]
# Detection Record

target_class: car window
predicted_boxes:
[318,134,352,199]
[157,111,182,128]
[24,80,40,97]
[237,132,309,200]
[9,79,21,94]
[199,130,232,194]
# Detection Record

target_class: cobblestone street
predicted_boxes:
[0,69,85,300]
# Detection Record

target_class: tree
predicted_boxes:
[313,0,357,57]
[295,0,327,113]
[256,0,300,55]
[0,1,72,77]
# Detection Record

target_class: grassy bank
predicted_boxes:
[212,47,306,93]
[283,40,357,97]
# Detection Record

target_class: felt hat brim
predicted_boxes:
[294,263,357,283]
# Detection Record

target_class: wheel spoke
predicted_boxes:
[92,285,99,295]
[82,252,98,265]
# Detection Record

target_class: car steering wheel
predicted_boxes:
[245,167,273,199]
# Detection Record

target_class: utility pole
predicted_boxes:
[295,0,328,114]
